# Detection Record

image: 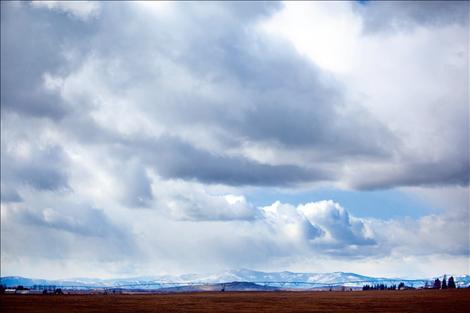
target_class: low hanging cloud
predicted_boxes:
[3,194,467,277]
[1,199,136,271]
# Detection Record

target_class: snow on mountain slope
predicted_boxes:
[1,270,468,290]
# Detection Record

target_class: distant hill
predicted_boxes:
[2,270,469,291]
[156,281,280,292]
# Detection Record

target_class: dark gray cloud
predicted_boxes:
[0,1,96,119]
[356,1,469,33]
[50,2,397,185]
[351,159,470,190]
[71,1,395,155]
[1,144,69,191]
[0,183,22,203]
[16,205,118,238]
[0,1,393,189]
[1,0,467,194]
[134,136,331,186]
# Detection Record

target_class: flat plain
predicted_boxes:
[1,289,470,313]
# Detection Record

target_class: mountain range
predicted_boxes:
[2,269,469,291]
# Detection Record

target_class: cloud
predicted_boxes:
[31,1,101,21]
[1,190,467,277]
[15,206,116,238]
[355,1,469,33]
[116,199,382,274]
[136,136,331,186]
[0,184,22,203]
[1,196,136,273]
[1,2,466,193]
[1,140,69,191]
[13,1,396,188]
[262,201,324,242]
[367,214,470,258]
[163,193,257,221]
[253,198,468,265]
[299,200,376,247]
[118,160,153,208]
[261,200,376,258]
[1,1,468,279]
[260,1,469,190]
[1,1,97,119]
[345,160,470,190]
[5,1,465,191]
[147,174,259,221]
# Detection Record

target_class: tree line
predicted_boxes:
[362,275,457,291]
[429,275,456,289]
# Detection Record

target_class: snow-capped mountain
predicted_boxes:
[1,270,469,290]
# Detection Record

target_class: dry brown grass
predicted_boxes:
[1,289,470,313]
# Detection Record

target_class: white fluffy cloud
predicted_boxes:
[150,176,258,221]
[2,195,467,278]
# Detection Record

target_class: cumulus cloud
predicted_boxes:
[3,195,466,278]
[148,174,259,221]
[262,201,324,242]
[299,201,375,247]
[261,200,376,258]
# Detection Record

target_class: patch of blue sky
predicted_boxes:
[246,188,440,219]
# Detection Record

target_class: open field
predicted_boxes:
[2,289,470,313]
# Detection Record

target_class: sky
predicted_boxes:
[0,1,469,279]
